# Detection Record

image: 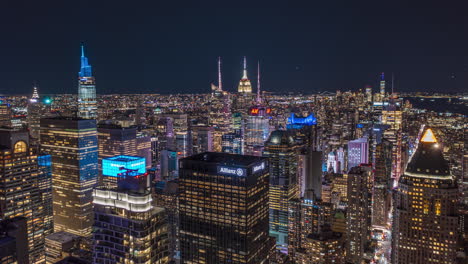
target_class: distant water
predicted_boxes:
[404,97,467,116]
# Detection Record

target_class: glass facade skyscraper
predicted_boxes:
[78,45,97,119]
[40,117,98,237]
[179,152,274,263]
[263,130,299,254]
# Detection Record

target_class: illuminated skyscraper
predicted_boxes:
[264,130,299,253]
[0,102,12,128]
[382,99,403,183]
[237,56,252,93]
[209,57,232,152]
[365,85,372,103]
[78,44,97,119]
[379,72,385,100]
[93,170,169,263]
[221,132,243,154]
[40,117,98,237]
[392,128,459,263]
[179,152,274,263]
[245,63,271,156]
[372,139,392,228]
[97,122,138,186]
[191,125,213,154]
[346,165,373,263]
[28,85,42,140]
[0,129,51,263]
[347,137,369,171]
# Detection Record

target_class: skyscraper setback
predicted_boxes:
[78,45,97,119]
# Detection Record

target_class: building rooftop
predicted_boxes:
[46,231,80,244]
[405,128,451,178]
[104,155,144,163]
[265,130,295,146]
[182,152,265,166]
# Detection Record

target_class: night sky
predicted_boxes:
[1,1,468,95]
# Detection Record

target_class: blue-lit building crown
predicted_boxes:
[102,155,146,177]
[286,113,317,129]
[79,45,93,77]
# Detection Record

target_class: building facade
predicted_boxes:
[392,128,459,263]
[40,117,98,237]
[179,152,274,263]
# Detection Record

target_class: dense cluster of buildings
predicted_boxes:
[0,46,466,264]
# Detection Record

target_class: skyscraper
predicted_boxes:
[28,85,41,140]
[347,137,369,171]
[371,139,392,228]
[93,170,169,263]
[97,122,138,186]
[40,117,98,237]
[392,128,459,263]
[382,99,403,183]
[0,129,51,263]
[346,165,373,263]
[179,152,274,263]
[379,72,385,100]
[244,64,271,156]
[0,102,12,128]
[264,130,299,253]
[237,56,252,93]
[78,45,97,119]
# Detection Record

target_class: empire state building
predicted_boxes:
[78,44,97,119]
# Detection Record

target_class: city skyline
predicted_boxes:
[1,1,468,95]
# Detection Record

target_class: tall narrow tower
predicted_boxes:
[379,72,385,100]
[78,44,97,119]
[237,56,252,93]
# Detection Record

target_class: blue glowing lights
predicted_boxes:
[102,155,146,177]
[79,44,93,77]
[287,113,317,126]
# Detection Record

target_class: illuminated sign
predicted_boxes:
[253,162,266,173]
[249,107,272,116]
[287,113,317,126]
[217,166,246,177]
[102,155,146,177]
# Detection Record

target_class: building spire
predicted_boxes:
[218,56,222,91]
[242,56,248,79]
[257,61,261,104]
[79,44,92,77]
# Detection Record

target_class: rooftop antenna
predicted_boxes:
[242,56,248,79]
[218,56,222,91]
[257,61,261,104]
